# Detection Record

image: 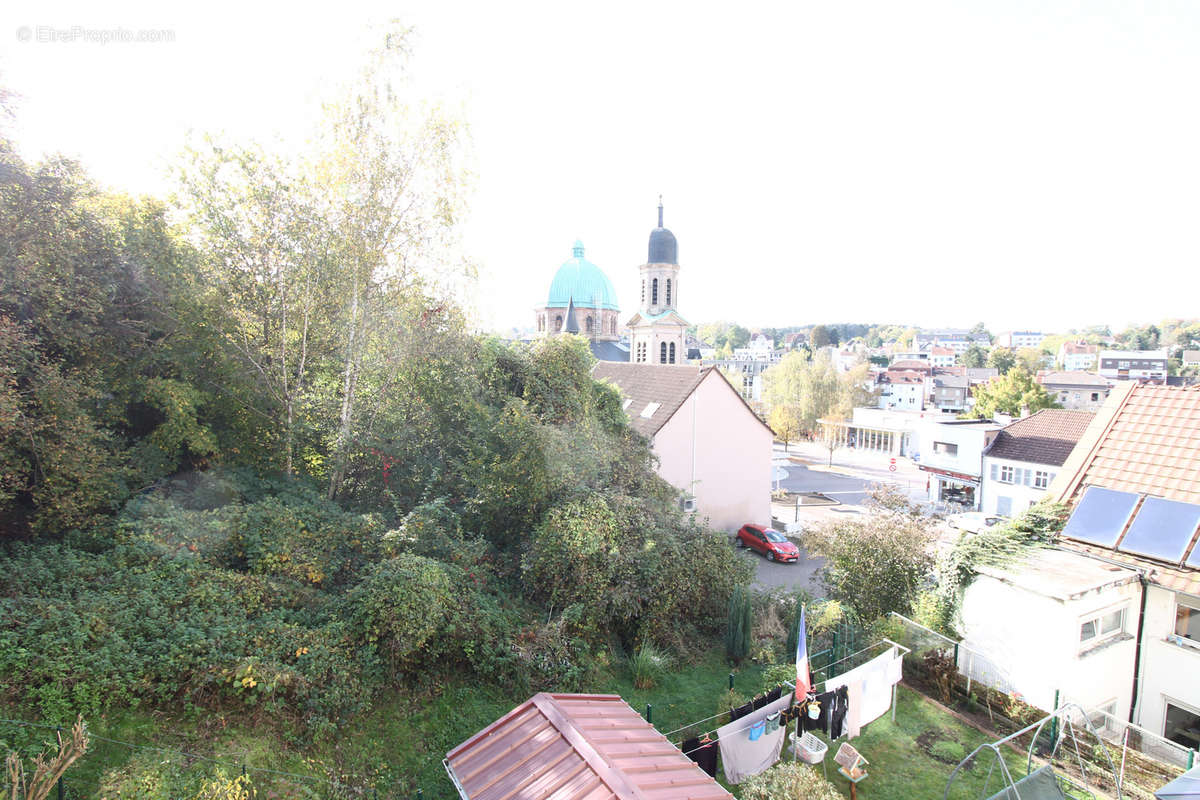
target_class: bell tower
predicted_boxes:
[629,197,688,364]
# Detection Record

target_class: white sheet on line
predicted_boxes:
[824,646,902,732]
[715,693,791,784]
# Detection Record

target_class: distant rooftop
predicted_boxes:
[986,408,1095,467]
[1038,371,1109,387]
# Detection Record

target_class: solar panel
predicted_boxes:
[1061,486,1142,548]
[1118,497,1200,563]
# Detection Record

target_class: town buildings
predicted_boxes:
[979,409,1093,516]
[1058,341,1099,372]
[997,331,1047,350]
[1098,349,1168,382]
[593,362,773,532]
[959,383,1200,752]
[1037,371,1112,411]
[915,418,1002,509]
[914,329,991,353]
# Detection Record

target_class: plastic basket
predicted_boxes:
[791,732,828,764]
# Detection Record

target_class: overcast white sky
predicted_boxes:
[3,1,1199,335]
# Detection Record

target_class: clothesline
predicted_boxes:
[815,638,911,682]
[677,702,795,758]
[670,681,796,751]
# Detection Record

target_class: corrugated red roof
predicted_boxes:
[446,694,732,800]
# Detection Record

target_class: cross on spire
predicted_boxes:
[657,195,663,228]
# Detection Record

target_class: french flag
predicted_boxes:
[794,606,811,701]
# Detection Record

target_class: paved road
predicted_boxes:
[740,545,826,596]
[776,464,873,505]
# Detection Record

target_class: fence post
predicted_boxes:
[418,789,424,800]
[1189,749,1195,770]
[56,726,64,800]
[1050,690,1060,747]
[729,672,734,691]
[646,704,652,725]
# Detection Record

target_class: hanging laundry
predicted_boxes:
[765,685,783,703]
[824,646,902,730]
[716,693,791,784]
[751,693,768,711]
[730,700,755,721]
[846,678,863,739]
[828,686,849,739]
[681,736,718,777]
[803,690,834,734]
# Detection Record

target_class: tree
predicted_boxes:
[768,404,804,451]
[969,367,1059,419]
[969,322,993,344]
[727,324,751,350]
[958,343,988,368]
[810,324,837,348]
[725,585,752,662]
[987,346,1017,374]
[802,489,935,622]
[5,715,88,800]
[1014,346,1047,373]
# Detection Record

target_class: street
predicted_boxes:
[750,441,931,594]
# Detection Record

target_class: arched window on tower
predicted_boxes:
[641,280,645,304]
[669,342,676,364]
[666,279,672,306]
[555,314,562,331]
[660,342,667,363]
[586,316,593,334]
[652,278,659,306]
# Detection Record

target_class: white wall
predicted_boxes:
[1135,585,1200,741]
[879,383,925,411]
[980,457,1057,516]
[653,372,772,533]
[959,575,1139,715]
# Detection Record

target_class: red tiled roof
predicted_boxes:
[592,363,772,439]
[1049,383,1200,593]
[985,409,1095,467]
[446,694,732,800]
[1061,342,1098,355]
[1051,383,1200,506]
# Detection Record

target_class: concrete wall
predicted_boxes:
[1134,585,1200,740]
[653,371,771,533]
[959,575,1138,715]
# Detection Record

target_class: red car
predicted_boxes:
[734,524,800,563]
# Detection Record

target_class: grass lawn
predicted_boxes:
[808,685,1031,800]
[3,653,1069,800]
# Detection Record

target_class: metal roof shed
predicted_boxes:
[444,693,733,800]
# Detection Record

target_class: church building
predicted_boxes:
[534,200,689,364]
[627,201,689,365]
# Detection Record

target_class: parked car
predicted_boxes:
[734,524,800,563]
[946,512,1005,534]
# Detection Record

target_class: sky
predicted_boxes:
[2,1,1199,335]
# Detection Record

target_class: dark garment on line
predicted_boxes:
[681,737,719,777]
[765,685,782,704]
[828,686,850,739]
[802,691,835,734]
[751,693,768,711]
[730,701,754,721]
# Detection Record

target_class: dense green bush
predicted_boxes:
[726,586,752,662]
[740,761,840,800]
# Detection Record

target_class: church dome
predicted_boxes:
[647,200,677,264]
[546,240,619,311]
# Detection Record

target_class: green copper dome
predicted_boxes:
[546,240,619,311]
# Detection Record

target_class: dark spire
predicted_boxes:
[658,195,663,228]
[647,196,678,264]
[564,296,580,334]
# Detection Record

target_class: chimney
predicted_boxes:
[1019,404,1030,418]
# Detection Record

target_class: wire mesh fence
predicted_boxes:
[888,612,1196,799]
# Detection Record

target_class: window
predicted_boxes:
[666,278,672,306]
[999,465,1014,484]
[669,342,676,364]
[652,278,659,305]
[585,316,593,333]
[622,398,633,411]
[1176,596,1200,644]
[1034,471,1052,489]
[1091,393,1100,401]
[640,402,661,418]
[932,441,958,456]
[554,314,563,331]
[1087,700,1119,736]
[1164,701,1200,749]
[1080,607,1126,648]
[641,280,645,304]
[1119,360,1130,369]
[660,342,667,363]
